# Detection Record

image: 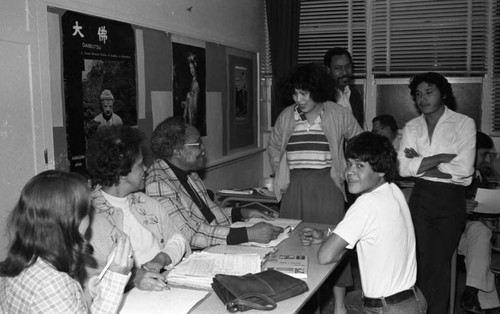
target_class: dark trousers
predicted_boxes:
[409,179,466,314]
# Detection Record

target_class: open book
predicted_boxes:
[166,252,261,289]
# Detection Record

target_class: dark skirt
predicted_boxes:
[280,168,352,287]
[280,168,345,224]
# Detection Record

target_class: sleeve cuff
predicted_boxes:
[231,207,243,223]
[227,227,248,244]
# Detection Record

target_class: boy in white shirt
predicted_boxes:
[299,132,427,313]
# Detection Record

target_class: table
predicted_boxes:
[191,222,336,314]
[216,191,280,213]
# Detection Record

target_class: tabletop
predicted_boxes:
[191,221,336,314]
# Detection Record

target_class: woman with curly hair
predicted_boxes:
[267,62,362,313]
[86,125,189,292]
[0,170,133,313]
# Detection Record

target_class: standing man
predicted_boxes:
[323,47,365,129]
[94,89,123,128]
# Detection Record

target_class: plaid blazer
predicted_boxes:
[145,159,233,250]
[0,258,129,314]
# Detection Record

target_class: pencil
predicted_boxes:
[98,250,116,281]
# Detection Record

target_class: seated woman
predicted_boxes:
[86,125,189,291]
[0,170,133,313]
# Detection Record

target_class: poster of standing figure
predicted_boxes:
[62,11,136,173]
[234,66,249,121]
[172,42,206,136]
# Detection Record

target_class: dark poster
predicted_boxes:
[62,11,136,173]
[228,55,255,151]
[172,42,206,136]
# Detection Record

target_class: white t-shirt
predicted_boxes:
[333,182,416,298]
[102,191,161,266]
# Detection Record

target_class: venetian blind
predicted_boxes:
[298,0,366,75]
[261,0,272,76]
[492,0,500,133]
[372,0,488,76]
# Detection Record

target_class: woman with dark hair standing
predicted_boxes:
[398,72,476,314]
[0,170,133,313]
[267,62,362,313]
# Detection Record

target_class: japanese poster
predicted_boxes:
[172,42,206,136]
[62,11,136,173]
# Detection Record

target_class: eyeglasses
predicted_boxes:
[184,138,203,147]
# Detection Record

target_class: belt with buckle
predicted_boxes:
[363,288,415,308]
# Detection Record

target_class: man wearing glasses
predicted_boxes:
[145,117,283,250]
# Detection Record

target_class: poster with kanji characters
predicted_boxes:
[62,11,136,173]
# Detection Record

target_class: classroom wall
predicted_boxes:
[0,0,265,260]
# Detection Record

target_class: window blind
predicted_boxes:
[372,0,488,76]
[261,0,272,76]
[298,0,366,75]
[492,0,500,133]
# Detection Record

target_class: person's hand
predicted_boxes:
[404,148,420,158]
[299,227,326,246]
[108,235,134,275]
[142,252,172,273]
[240,208,276,220]
[246,222,284,243]
[466,199,478,214]
[132,268,169,291]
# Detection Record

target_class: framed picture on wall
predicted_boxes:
[61,10,136,173]
[172,42,206,136]
[226,51,257,153]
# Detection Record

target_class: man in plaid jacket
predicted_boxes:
[146,117,283,250]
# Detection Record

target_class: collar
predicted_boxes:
[166,160,191,182]
[294,105,308,121]
[340,85,351,96]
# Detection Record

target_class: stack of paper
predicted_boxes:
[218,189,253,195]
[474,188,500,214]
[119,288,209,314]
[166,252,261,289]
[206,245,276,260]
[231,218,302,248]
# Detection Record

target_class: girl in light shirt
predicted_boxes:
[0,170,133,314]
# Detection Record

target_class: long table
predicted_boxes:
[191,222,336,313]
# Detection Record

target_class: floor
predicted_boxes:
[298,253,500,314]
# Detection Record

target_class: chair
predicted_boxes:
[450,249,458,314]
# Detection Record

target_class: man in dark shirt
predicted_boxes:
[323,47,364,129]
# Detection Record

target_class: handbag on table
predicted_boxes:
[211,269,309,312]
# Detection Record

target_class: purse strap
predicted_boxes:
[229,293,277,311]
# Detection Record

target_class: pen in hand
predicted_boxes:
[98,249,116,281]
